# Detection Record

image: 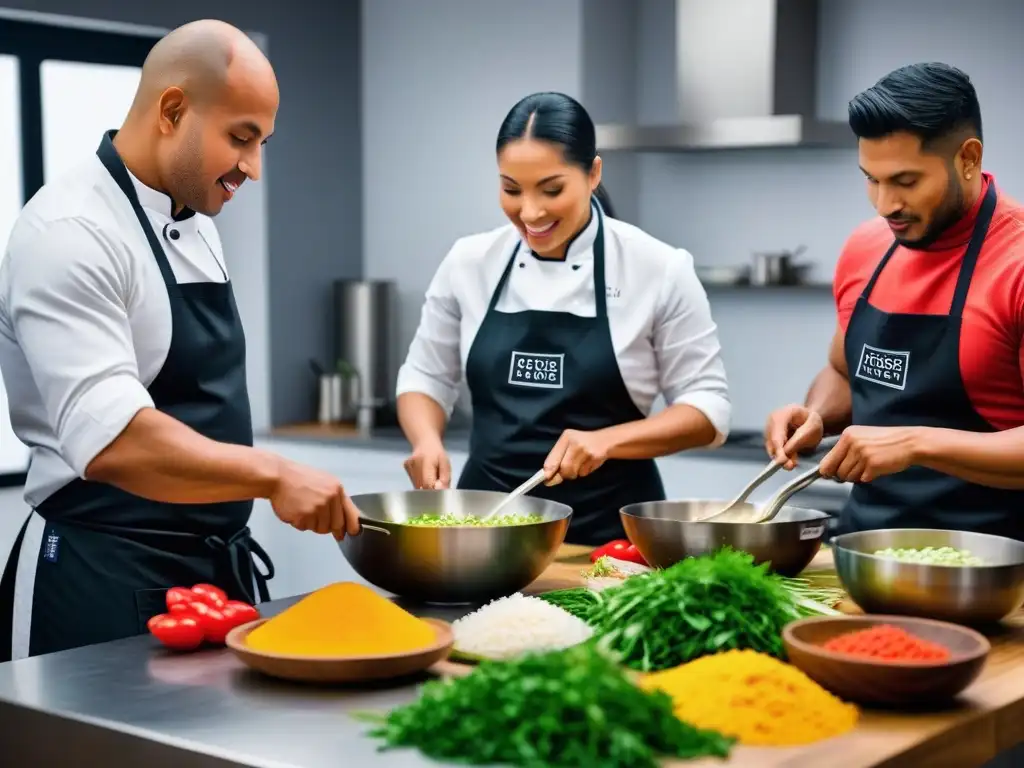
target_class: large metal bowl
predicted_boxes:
[339,490,572,604]
[620,501,828,576]
[832,528,1024,624]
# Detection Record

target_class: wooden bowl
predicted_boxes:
[783,615,990,706]
[225,617,454,684]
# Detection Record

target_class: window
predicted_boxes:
[0,53,27,473]
[0,16,158,200]
[40,60,141,182]
[0,54,21,254]
[0,18,157,478]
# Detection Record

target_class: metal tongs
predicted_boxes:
[701,463,823,524]
[702,459,785,521]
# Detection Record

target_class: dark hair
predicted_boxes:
[496,91,615,218]
[847,62,982,151]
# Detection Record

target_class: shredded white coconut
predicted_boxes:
[451,592,594,660]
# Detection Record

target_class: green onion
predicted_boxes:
[586,548,819,671]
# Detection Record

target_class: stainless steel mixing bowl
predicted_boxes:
[832,528,1024,624]
[338,490,572,604]
[620,501,828,576]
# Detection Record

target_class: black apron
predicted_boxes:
[457,202,665,545]
[0,131,273,661]
[841,182,1024,538]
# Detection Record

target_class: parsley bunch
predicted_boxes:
[360,644,733,767]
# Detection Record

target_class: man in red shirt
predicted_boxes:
[764,62,1024,537]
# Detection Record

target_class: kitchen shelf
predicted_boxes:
[269,422,362,439]
[701,282,833,292]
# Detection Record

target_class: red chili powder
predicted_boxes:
[822,624,951,662]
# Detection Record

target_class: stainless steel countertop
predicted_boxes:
[0,595,481,768]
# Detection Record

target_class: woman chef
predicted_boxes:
[396,92,731,545]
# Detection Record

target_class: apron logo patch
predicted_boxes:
[855,343,910,391]
[508,351,564,389]
[43,533,60,563]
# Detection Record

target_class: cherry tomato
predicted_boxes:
[221,600,260,628]
[190,583,227,608]
[188,601,235,644]
[591,540,647,565]
[147,613,204,651]
[169,602,194,614]
[165,586,194,612]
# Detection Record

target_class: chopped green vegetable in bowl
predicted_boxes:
[403,512,544,527]
[872,546,986,566]
[356,644,734,768]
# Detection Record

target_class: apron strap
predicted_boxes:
[204,527,274,604]
[860,241,899,301]
[96,131,182,298]
[861,182,998,313]
[591,204,607,318]
[949,181,998,318]
[485,202,607,315]
[487,241,522,313]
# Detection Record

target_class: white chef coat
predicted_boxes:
[0,154,229,508]
[397,212,732,444]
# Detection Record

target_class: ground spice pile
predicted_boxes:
[639,648,858,746]
[823,624,951,662]
[245,582,436,657]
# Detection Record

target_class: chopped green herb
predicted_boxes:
[404,512,544,527]
[357,644,734,767]
[873,546,985,566]
[583,555,618,578]
[536,587,605,622]
[589,548,806,671]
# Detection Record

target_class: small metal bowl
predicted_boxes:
[832,528,1024,624]
[620,501,828,576]
[339,490,572,605]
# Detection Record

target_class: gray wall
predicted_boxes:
[364,0,1024,433]
[0,0,363,429]
[361,0,583,417]
[633,0,1024,430]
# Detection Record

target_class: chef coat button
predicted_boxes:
[518,262,525,268]
[169,229,180,240]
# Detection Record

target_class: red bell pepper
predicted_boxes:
[591,539,647,565]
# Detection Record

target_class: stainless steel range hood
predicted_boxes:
[595,0,852,152]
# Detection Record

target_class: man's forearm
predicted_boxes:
[914,426,1024,489]
[805,365,853,435]
[85,407,282,503]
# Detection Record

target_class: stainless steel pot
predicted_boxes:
[621,503,827,577]
[751,245,809,286]
[620,466,829,576]
[339,490,572,604]
[832,528,1024,624]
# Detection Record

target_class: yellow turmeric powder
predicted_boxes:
[245,582,438,657]
[639,649,858,746]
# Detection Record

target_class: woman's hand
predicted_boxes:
[403,439,452,490]
[543,429,613,485]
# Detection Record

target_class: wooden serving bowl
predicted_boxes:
[783,615,990,707]
[225,617,454,684]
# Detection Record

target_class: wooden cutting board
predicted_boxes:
[429,543,1024,767]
